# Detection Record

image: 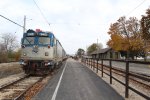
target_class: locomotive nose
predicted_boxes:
[32,45,39,53]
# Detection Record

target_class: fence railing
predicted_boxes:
[81,57,150,99]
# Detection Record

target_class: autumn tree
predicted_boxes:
[141,7,150,61]
[141,7,150,40]
[14,49,21,61]
[107,16,144,59]
[87,43,103,55]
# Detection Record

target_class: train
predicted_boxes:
[19,29,66,74]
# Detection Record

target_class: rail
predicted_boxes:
[81,57,150,99]
[14,76,44,100]
[0,75,29,91]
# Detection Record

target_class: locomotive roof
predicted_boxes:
[25,29,65,52]
[26,29,53,34]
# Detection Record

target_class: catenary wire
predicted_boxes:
[126,0,146,16]
[32,0,51,27]
[0,14,24,28]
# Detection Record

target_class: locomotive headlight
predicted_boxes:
[23,52,27,56]
[45,52,49,56]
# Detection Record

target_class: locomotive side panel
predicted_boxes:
[62,48,66,59]
[56,40,63,63]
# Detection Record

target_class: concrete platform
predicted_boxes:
[33,59,124,100]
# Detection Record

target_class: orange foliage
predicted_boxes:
[107,16,144,53]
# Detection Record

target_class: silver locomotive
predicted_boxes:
[20,29,66,74]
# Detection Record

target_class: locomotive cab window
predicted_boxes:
[38,37,50,44]
[38,32,49,37]
[23,37,35,45]
[26,32,36,36]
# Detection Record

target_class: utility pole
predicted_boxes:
[97,38,98,59]
[23,15,26,33]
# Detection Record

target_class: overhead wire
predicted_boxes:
[0,14,24,28]
[32,0,51,27]
[126,0,146,16]
[0,1,146,29]
[32,0,103,27]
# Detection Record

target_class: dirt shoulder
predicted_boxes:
[0,62,23,79]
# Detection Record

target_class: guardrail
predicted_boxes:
[81,58,150,99]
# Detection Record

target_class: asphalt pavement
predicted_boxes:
[33,58,124,100]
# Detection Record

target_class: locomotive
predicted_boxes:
[20,29,66,74]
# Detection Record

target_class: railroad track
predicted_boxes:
[103,66,150,88]
[0,75,43,100]
[84,61,150,89]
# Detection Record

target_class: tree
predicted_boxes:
[76,48,85,57]
[87,43,103,55]
[141,7,150,40]
[107,16,143,59]
[15,49,21,61]
[0,44,7,63]
[141,7,150,61]
[0,33,19,62]
[1,33,19,53]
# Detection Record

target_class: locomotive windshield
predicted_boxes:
[23,37,34,45]
[38,37,50,44]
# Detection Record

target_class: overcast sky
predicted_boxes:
[0,0,150,54]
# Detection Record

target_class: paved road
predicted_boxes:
[33,59,124,100]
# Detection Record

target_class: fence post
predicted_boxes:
[125,61,129,98]
[86,58,89,66]
[96,59,98,73]
[88,58,90,67]
[88,58,89,66]
[93,59,95,71]
[86,58,87,66]
[91,59,92,68]
[109,59,112,84]
[101,59,103,77]
[89,58,90,67]
[87,58,88,65]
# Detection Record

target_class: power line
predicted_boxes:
[32,0,51,27]
[127,0,146,16]
[0,14,24,28]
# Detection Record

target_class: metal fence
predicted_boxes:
[81,57,150,99]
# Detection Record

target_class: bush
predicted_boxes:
[0,52,8,63]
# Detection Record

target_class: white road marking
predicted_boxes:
[51,61,67,100]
